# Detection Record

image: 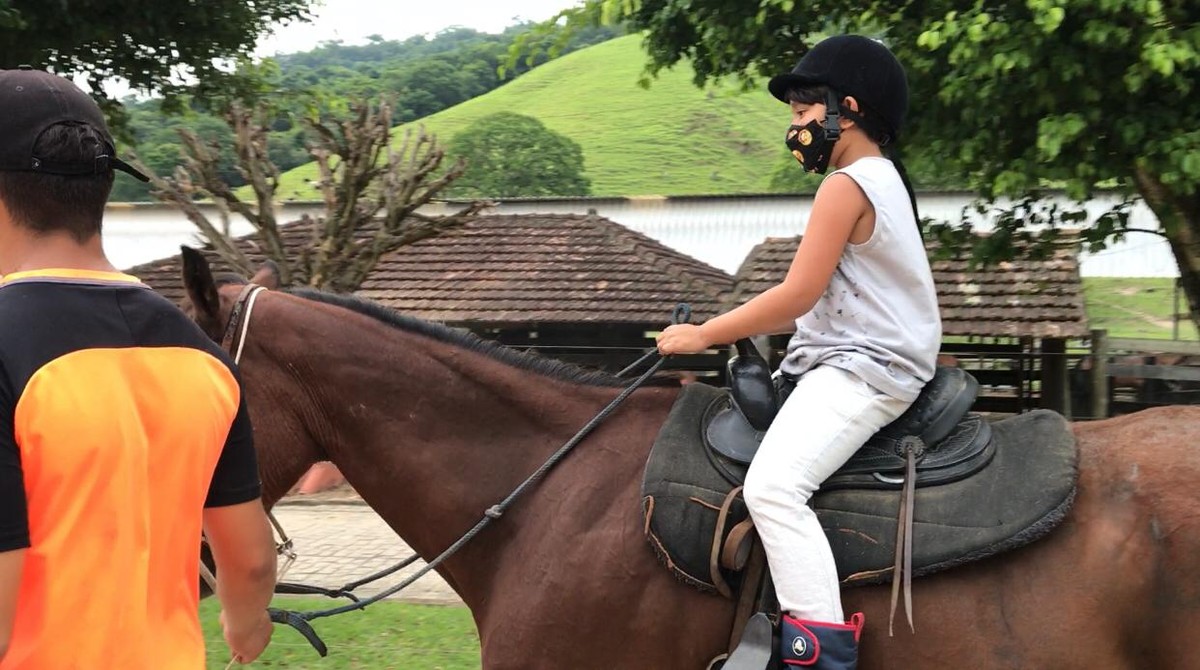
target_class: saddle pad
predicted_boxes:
[641,383,1079,594]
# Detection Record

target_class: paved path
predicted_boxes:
[271,500,463,606]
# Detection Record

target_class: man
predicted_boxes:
[0,67,278,668]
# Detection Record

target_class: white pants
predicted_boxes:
[743,364,912,622]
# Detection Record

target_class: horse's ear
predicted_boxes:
[250,259,281,291]
[180,246,223,338]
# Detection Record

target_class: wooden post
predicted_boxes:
[1040,337,1069,416]
[1174,276,1182,340]
[1018,336,1032,412]
[1091,329,1109,419]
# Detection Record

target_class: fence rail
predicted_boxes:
[1107,337,1200,356]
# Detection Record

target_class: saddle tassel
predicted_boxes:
[889,441,918,636]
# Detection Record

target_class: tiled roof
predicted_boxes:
[728,235,1089,339]
[124,213,734,325]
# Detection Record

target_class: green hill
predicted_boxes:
[274,34,795,199]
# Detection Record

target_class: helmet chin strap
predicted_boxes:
[823,88,842,142]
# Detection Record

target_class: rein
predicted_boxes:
[210,283,691,658]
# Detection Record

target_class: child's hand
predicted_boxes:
[656,324,712,355]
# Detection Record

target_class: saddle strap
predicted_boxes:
[721,517,756,571]
[727,536,768,653]
[889,444,918,636]
[709,486,744,600]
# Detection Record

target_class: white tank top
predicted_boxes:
[778,156,942,402]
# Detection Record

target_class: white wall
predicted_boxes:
[103,202,323,270]
[104,193,1179,278]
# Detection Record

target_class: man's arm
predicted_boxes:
[0,549,24,660]
[202,502,277,625]
[203,390,276,662]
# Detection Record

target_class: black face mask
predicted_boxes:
[785,90,842,174]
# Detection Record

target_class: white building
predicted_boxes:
[103,190,1176,278]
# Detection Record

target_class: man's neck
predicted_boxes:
[1,232,117,276]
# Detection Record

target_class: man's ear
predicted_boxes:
[180,246,223,338]
[250,259,281,290]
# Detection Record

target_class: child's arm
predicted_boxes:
[658,174,869,354]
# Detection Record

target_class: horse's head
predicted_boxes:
[177,246,324,508]
[179,246,281,343]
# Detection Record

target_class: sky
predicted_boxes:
[253,0,584,57]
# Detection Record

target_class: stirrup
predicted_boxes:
[721,612,774,670]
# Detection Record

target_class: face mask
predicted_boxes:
[785,120,835,174]
[785,89,843,174]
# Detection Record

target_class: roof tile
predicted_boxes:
[124,213,734,325]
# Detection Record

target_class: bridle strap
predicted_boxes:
[232,286,266,365]
[219,282,262,355]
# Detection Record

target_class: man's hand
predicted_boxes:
[220,608,273,664]
[656,324,713,355]
[203,499,277,665]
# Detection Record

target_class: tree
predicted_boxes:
[446,112,591,198]
[0,0,315,137]
[128,97,490,294]
[516,1,1200,330]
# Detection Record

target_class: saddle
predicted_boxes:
[641,339,1079,652]
[706,340,995,491]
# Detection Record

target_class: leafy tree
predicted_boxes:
[0,0,315,137]
[446,112,591,198]
[107,23,624,201]
[518,1,1200,330]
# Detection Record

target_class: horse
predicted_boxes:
[180,250,1200,669]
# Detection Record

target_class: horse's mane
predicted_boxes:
[282,287,644,389]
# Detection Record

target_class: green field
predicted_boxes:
[273,34,794,200]
[201,597,480,669]
[1082,276,1197,340]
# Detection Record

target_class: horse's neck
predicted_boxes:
[283,309,673,601]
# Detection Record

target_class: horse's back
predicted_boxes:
[1075,406,1200,667]
[845,406,1200,669]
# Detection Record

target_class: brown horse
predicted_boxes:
[181,251,1200,669]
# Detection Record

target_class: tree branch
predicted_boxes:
[140,93,485,293]
[125,152,255,274]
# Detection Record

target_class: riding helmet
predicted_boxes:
[768,35,909,144]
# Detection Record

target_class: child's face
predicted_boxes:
[789,100,826,128]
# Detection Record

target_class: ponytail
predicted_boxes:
[887,145,921,235]
[835,96,921,234]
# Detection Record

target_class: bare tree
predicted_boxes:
[129,97,489,292]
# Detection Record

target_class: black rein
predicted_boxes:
[220,286,691,657]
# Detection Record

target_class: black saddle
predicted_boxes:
[704,339,994,490]
[641,338,1080,650]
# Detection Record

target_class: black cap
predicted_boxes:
[0,66,148,182]
[768,35,909,143]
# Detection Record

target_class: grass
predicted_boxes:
[1081,276,1198,340]
[201,597,480,669]
[273,34,791,200]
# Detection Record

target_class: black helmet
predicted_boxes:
[768,35,909,144]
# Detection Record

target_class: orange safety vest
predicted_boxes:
[0,269,259,669]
